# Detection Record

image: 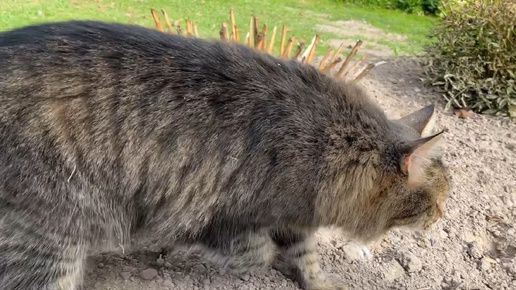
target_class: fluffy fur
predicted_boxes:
[0,20,451,290]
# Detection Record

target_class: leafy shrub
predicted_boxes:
[422,0,516,117]
[422,0,440,14]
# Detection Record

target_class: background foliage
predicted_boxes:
[336,0,441,15]
[422,0,516,117]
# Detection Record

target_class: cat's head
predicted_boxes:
[379,104,451,233]
[321,104,451,241]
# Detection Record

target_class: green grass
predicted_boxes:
[0,0,436,56]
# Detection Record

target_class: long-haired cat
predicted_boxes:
[0,20,450,290]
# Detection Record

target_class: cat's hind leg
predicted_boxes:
[0,213,88,290]
[271,229,348,290]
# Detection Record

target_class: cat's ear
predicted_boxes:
[400,130,445,186]
[396,104,436,137]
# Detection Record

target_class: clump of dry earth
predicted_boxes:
[83,19,516,290]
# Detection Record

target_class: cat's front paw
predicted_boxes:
[303,276,348,290]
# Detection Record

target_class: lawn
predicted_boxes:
[0,0,437,56]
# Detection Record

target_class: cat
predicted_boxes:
[0,20,451,290]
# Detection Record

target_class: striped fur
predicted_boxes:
[0,20,450,290]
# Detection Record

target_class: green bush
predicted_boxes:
[337,0,442,15]
[422,0,516,117]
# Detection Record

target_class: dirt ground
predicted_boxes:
[83,20,516,290]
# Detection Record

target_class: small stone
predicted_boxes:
[97,263,104,268]
[122,265,137,272]
[468,242,483,259]
[120,271,131,280]
[383,260,405,282]
[240,273,250,281]
[140,268,158,280]
[193,264,206,272]
[162,279,174,287]
[164,262,172,268]
[156,258,165,267]
[281,280,288,286]
[400,254,423,273]
[479,260,491,271]
[341,243,372,261]
[202,278,210,285]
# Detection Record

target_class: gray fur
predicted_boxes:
[0,20,451,290]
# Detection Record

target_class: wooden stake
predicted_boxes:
[193,22,199,37]
[220,22,229,40]
[261,24,267,51]
[248,17,254,46]
[344,54,368,77]
[267,26,277,54]
[318,47,333,70]
[185,19,193,36]
[330,42,344,63]
[293,42,305,60]
[354,63,375,82]
[306,35,320,64]
[282,35,295,58]
[279,25,287,56]
[253,17,259,48]
[150,9,163,32]
[234,26,240,42]
[229,9,236,41]
[336,40,363,77]
[255,33,264,50]
[301,35,319,64]
[161,9,173,33]
[321,57,342,73]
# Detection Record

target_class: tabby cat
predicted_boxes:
[0,20,451,290]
